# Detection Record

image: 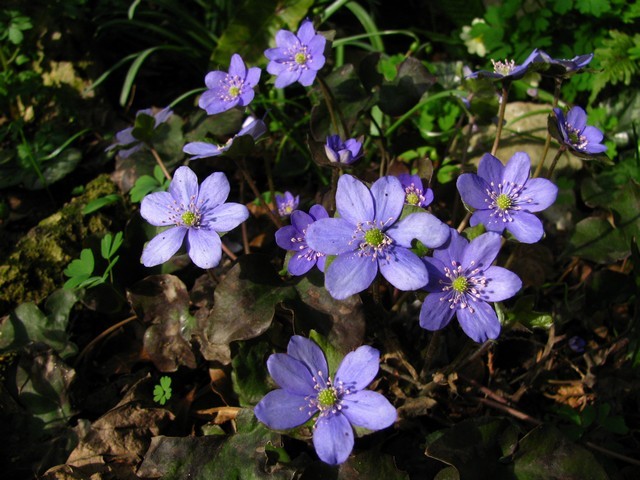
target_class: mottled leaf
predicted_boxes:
[379,57,436,117]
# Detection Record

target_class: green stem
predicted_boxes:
[317,76,348,138]
[534,78,563,178]
[491,85,510,156]
[546,147,566,179]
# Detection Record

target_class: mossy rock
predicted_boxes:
[0,175,128,314]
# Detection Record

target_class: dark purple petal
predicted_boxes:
[432,228,468,266]
[313,414,354,465]
[267,352,317,395]
[336,174,374,225]
[341,390,396,430]
[505,211,544,243]
[238,88,255,106]
[387,212,449,249]
[480,266,522,302]
[457,300,501,342]
[520,178,558,212]
[140,191,176,226]
[275,225,300,250]
[477,153,505,185]
[422,256,449,292]
[567,106,587,131]
[371,176,404,226]
[141,226,187,267]
[198,171,230,209]
[206,202,249,232]
[335,345,380,391]
[287,335,329,381]
[254,389,315,430]
[324,252,378,300]
[457,173,490,209]
[379,247,429,291]
[419,292,456,331]
[309,204,329,220]
[461,232,501,271]
[288,251,317,275]
[306,217,357,255]
[503,152,531,188]
[186,228,222,268]
[170,166,199,207]
[291,210,313,233]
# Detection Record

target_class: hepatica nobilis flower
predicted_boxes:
[397,173,434,208]
[325,135,364,165]
[535,50,594,77]
[275,191,299,217]
[140,166,249,268]
[457,152,558,244]
[254,336,396,465]
[305,175,449,300]
[551,106,607,156]
[198,53,261,115]
[467,48,539,82]
[106,107,172,158]
[275,205,329,275]
[183,116,267,159]
[265,19,326,88]
[420,230,522,343]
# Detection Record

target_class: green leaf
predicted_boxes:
[82,194,121,215]
[567,217,629,263]
[575,0,611,17]
[63,249,95,278]
[231,341,271,407]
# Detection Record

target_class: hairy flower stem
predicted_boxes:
[546,147,566,179]
[534,78,563,178]
[235,159,283,228]
[149,147,172,181]
[317,76,349,137]
[491,85,509,156]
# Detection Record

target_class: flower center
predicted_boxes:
[565,123,588,150]
[491,59,516,76]
[452,275,468,293]
[364,227,385,247]
[295,52,307,65]
[496,193,512,211]
[317,387,338,407]
[406,192,420,205]
[181,211,198,226]
[228,86,240,98]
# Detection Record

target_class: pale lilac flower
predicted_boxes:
[265,20,326,88]
[140,166,249,268]
[551,106,607,156]
[456,152,558,243]
[254,336,396,465]
[183,116,267,159]
[276,191,299,217]
[324,135,363,165]
[275,205,329,275]
[305,175,449,300]
[420,230,522,342]
[467,49,539,82]
[106,107,172,158]
[397,174,434,208]
[198,53,261,115]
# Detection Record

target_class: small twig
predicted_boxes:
[534,78,563,178]
[235,159,283,228]
[221,242,237,262]
[379,363,422,387]
[545,147,566,179]
[491,85,510,157]
[585,442,640,467]
[474,396,542,425]
[75,315,137,366]
[149,146,172,181]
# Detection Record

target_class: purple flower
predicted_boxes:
[275,205,329,275]
[325,135,364,165]
[183,116,267,159]
[457,152,558,244]
[551,106,607,156]
[140,166,249,268]
[106,107,172,158]
[254,336,396,465]
[397,174,434,208]
[420,230,522,343]
[305,175,449,300]
[568,336,586,353]
[198,53,261,115]
[265,19,326,88]
[467,49,539,82]
[535,50,593,77]
[276,191,299,217]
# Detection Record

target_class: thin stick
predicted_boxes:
[546,147,566,179]
[236,160,283,228]
[75,315,137,366]
[534,78,563,178]
[491,85,510,157]
[317,76,349,138]
[221,243,237,261]
[149,147,172,181]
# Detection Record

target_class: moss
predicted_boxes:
[0,175,129,314]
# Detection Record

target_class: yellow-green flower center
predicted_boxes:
[181,211,197,226]
[228,86,240,98]
[406,192,420,205]
[317,387,338,407]
[295,52,307,65]
[496,193,512,211]
[364,228,385,247]
[452,276,468,293]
